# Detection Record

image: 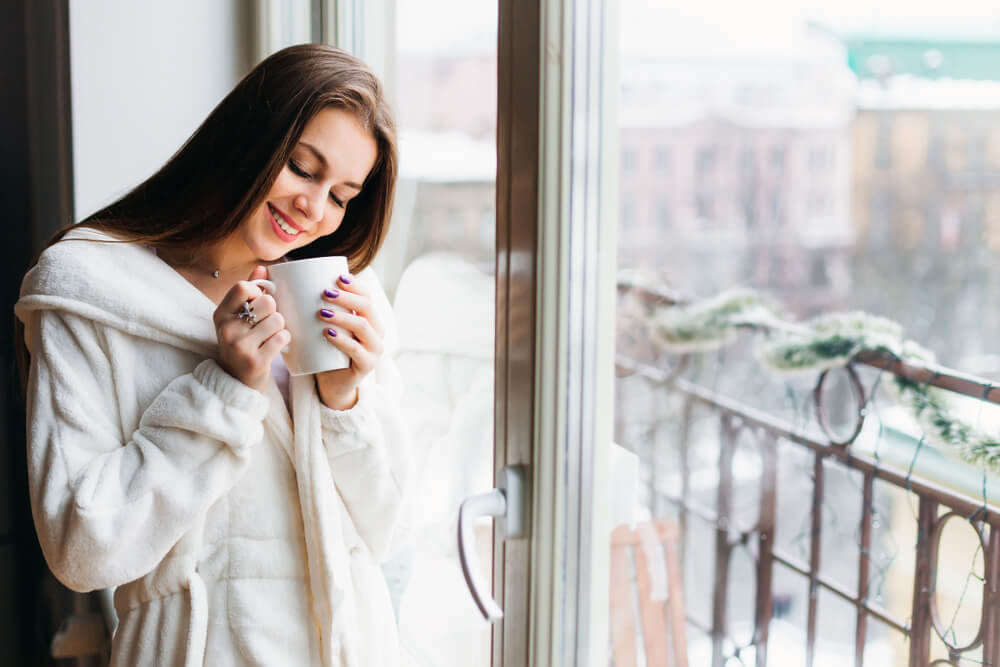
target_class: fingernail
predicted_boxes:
[320,308,334,318]
[327,328,338,337]
[324,289,339,298]
[340,274,352,285]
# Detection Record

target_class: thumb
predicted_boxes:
[248,265,268,281]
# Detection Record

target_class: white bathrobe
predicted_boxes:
[16,227,411,666]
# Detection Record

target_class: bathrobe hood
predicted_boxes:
[17,227,219,356]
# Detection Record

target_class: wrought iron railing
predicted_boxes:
[615,283,1000,667]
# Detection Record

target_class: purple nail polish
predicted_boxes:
[320,308,334,318]
[327,328,337,337]
[340,274,352,285]
[324,289,339,298]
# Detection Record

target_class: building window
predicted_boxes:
[809,145,831,175]
[621,148,637,173]
[696,146,717,182]
[655,198,671,227]
[770,146,787,173]
[874,114,893,169]
[967,131,987,168]
[740,148,756,184]
[695,193,714,221]
[808,192,830,217]
[620,202,634,234]
[654,147,671,173]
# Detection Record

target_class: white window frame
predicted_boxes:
[253,0,391,91]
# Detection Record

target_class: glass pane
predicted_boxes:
[612,0,999,665]
[815,589,855,665]
[864,616,904,666]
[383,1,496,665]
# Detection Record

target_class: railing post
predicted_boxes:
[806,454,824,667]
[754,431,777,667]
[855,470,874,667]
[712,416,736,667]
[984,522,1000,666]
[678,398,693,578]
[909,497,936,667]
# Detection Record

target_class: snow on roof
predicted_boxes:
[619,52,857,129]
[857,75,1000,110]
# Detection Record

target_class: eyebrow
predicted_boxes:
[299,141,364,191]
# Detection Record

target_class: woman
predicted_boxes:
[16,44,409,666]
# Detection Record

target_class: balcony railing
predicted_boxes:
[615,283,1000,667]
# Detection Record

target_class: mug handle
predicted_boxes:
[251,279,276,294]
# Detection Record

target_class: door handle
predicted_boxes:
[457,465,527,621]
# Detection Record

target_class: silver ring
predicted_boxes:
[237,300,256,326]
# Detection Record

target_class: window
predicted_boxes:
[655,197,671,228]
[621,147,637,173]
[695,146,717,181]
[807,191,829,217]
[614,5,1000,665]
[654,146,671,173]
[770,146,787,173]
[695,193,714,221]
[809,145,831,175]
[368,1,498,662]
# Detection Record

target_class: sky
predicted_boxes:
[395,0,1000,56]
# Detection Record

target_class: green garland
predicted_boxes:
[645,288,1000,474]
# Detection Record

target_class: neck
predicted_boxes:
[159,237,261,283]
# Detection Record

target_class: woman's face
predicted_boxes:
[237,106,378,262]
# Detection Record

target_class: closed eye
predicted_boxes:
[290,159,346,208]
[288,159,312,179]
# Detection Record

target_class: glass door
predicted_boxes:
[328,0,618,664]
[377,1,498,664]
[480,0,620,664]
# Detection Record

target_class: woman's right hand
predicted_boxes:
[213,266,291,392]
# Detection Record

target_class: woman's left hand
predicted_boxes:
[314,273,384,410]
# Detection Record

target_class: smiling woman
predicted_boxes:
[14,44,409,667]
[232,107,378,269]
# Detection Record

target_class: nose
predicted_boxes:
[293,185,325,224]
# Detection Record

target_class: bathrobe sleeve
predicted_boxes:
[25,310,270,592]
[318,270,413,561]
[319,356,413,562]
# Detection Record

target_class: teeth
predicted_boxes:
[270,206,300,236]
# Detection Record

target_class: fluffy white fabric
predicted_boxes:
[16,227,411,666]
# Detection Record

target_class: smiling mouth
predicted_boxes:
[267,203,302,238]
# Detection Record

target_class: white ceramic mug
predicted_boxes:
[252,256,350,375]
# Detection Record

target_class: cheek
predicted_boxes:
[317,210,346,237]
[268,169,296,195]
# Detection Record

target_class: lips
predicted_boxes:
[267,203,304,242]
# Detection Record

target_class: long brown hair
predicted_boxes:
[67,43,397,273]
[18,44,397,394]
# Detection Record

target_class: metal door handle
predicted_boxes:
[457,465,526,622]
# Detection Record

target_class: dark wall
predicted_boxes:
[1,2,77,665]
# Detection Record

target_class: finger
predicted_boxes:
[244,311,286,348]
[323,327,377,374]
[248,265,268,281]
[246,294,277,323]
[320,287,381,335]
[333,273,372,304]
[215,280,267,325]
[259,327,291,361]
[316,309,383,354]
